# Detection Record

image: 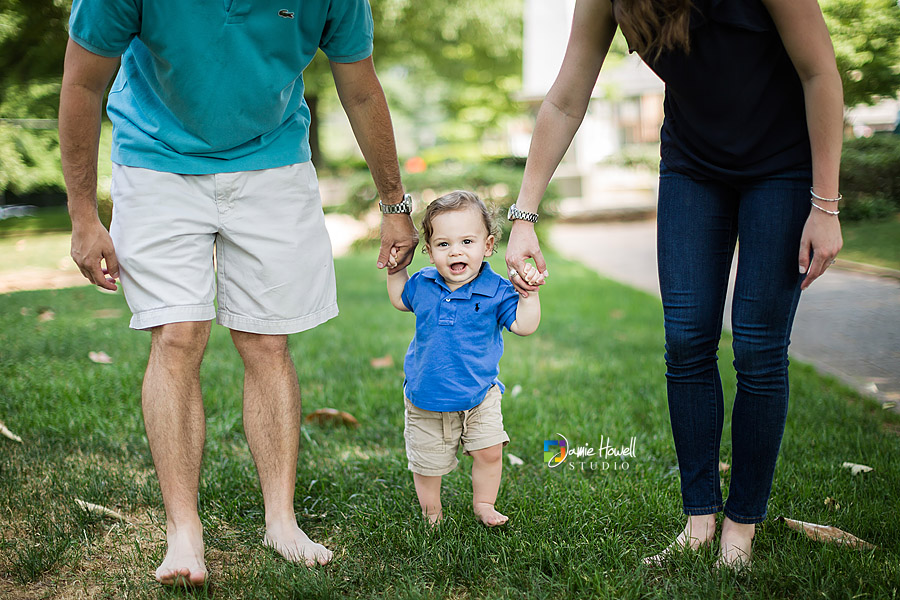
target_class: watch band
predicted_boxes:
[507,203,539,223]
[379,193,413,214]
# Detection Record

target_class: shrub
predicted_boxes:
[839,135,900,221]
[0,123,65,199]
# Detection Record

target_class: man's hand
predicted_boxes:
[506,221,548,296]
[378,214,418,274]
[798,210,842,291]
[71,218,119,291]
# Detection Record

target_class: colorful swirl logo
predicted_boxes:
[543,434,568,468]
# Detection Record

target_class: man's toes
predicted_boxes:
[313,546,333,566]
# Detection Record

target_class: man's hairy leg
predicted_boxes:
[231,331,332,567]
[144,321,211,587]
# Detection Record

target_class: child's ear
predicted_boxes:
[425,245,435,264]
[484,235,495,257]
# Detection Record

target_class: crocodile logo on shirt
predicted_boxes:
[278,9,294,18]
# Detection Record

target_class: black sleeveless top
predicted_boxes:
[617,0,812,181]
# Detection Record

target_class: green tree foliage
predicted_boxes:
[1,0,523,168]
[302,0,523,163]
[821,0,900,107]
[0,0,71,106]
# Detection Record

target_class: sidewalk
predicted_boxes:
[549,219,900,408]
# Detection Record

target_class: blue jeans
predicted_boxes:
[657,161,811,524]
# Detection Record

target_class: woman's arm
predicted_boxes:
[762,0,844,290]
[507,0,618,294]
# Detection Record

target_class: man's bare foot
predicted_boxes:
[155,521,207,587]
[715,517,754,571]
[642,514,717,566]
[263,521,333,567]
[474,502,508,527]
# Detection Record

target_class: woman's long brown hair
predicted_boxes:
[612,0,693,62]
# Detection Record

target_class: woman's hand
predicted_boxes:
[798,210,842,290]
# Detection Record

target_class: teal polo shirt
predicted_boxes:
[68,0,373,174]
[401,263,520,413]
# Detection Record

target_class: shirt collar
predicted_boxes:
[422,262,502,298]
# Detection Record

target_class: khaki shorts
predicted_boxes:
[404,385,510,476]
[109,162,338,334]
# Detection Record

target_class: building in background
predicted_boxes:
[518,0,664,218]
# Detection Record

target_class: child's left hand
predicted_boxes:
[518,262,545,287]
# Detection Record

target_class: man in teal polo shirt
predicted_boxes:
[59,0,417,586]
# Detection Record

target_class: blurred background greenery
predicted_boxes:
[0,0,899,230]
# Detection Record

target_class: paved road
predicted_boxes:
[549,220,900,407]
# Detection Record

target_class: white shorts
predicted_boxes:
[109,162,338,334]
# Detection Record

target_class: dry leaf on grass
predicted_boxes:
[369,355,394,369]
[75,498,128,522]
[19,307,30,316]
[778,517,876,550]
[305,408,359,428]
[510,384,523,398]
[37,308,55,322]
[92,309,123,319]
[842,462,873,475]
[883,401,897,410]
[507,453,524,466]
[719,461,730,473]
[824,497,841,511]
[89,351,113,364]
[0,421,23,443]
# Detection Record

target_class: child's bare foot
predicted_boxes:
[263,521,333,567]
[423,509,443,526]
[642,514,716,566]
[155,521,207,587]
[474,502,508,527]
[715,518,754,571]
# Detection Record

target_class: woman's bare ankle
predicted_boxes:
[679,514,718,549]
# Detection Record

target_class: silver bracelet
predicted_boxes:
[810,199,840,216]
[810,187,842,203]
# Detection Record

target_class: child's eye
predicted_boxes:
[438,242,448,247]
[463,239,472,244]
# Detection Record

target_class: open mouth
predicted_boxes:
[449,262,467,274]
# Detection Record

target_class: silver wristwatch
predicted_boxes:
[507,203,539,223]
[379,193,413,214]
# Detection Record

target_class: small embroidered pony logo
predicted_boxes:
[475,303,480,312]
[278,9,294,18]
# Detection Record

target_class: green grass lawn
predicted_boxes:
[839,215,900,271]
[0,232,76,275]
[1,252,898,599]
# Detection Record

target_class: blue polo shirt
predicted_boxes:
[68,0,373,174]
[401,263,520,412]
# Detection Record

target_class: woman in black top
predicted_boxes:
[506,0,843,568]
